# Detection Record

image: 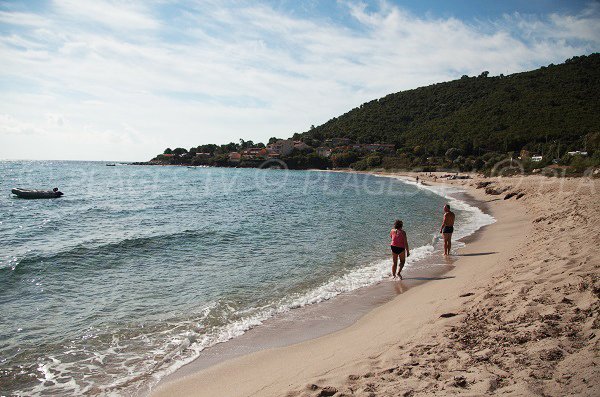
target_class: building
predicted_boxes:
[567,151,588,156]
[316,147,332,157]
[293,141,311,151]
[195,152,211,159]
[268,139,294,156]
[229,152,241,162]
[241,147,268,159]
[531,155,543,162]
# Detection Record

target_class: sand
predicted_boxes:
[150,174,599,397]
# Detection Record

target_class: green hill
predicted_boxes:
[299,54,600,159]
[151,54,599,173]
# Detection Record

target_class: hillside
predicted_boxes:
[299,54,600,157]
[150,54,599,173]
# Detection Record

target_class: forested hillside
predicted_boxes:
[299,54,600,158]
[150,54,599,173]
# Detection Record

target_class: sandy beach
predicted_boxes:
[151,173,599,397]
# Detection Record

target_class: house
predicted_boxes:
[316,147,332,157]
[195,152,211,158]
[567,151,588,156]
[241,147,268,159]
[229,152,241,162]
[268,139,294,156]
[293,141,311,151]
[531,155,543,162]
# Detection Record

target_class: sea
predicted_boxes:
[0,161,494,396]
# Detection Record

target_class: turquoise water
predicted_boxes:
[0,161,492,395]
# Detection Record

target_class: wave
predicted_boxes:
[1,228,219,274]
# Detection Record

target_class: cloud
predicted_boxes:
[0,11,51,28]
[46,113,65,127]
[0,0,599,161]
[0,114,45,135]
[51,0,159,31]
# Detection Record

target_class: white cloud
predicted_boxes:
[52,0,159,31]
[0,114,45,135]
[0,11,50,28]
[0,0,598,161]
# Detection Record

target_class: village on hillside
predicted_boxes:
[149,138,396,170]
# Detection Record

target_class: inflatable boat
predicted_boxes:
[11,188,64,199]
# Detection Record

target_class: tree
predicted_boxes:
[163,148,172,154]
[366,154,382,167]
[268,137,281,145]
[331,151,359,168]
[172,147,188,156]
[222,142,239,153]
[413,145,426,156]
[445,148,462,161]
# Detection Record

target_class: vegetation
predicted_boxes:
[149,54,600,174]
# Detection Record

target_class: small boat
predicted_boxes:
[11,188,64,199]
[106,163,116,166]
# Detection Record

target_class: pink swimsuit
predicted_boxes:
[390,229,406,248]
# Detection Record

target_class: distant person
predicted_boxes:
[415,176,419,184]
[53,187,63,197]
[440,204,455,255]
[390,219,410,280]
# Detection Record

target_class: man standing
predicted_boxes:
[440,204,455,255]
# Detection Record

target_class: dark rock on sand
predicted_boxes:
[318,386,338,396]
[540,347,564,361]
[440,313,458,318]
[453,375,468,387]
[485,186,503,195]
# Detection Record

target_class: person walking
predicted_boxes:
[390,220,410,279]
[440,204,455,255]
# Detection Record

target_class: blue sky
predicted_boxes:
[1,0,599,161]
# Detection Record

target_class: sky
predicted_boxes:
[0,1,599,161]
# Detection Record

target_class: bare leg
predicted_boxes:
[443,233,452,255]
[442,234,448,255]
[391,252,398,278]
[398,251,406,279]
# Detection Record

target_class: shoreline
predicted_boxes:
[151,172,599,396]
[148,171,501,396]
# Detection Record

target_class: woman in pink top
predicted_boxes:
[390,219,410,280]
